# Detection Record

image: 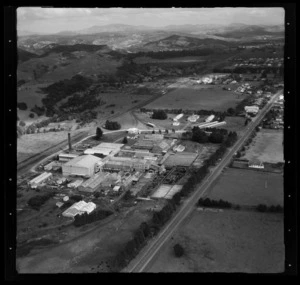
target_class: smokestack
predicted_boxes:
[68,133,72,151]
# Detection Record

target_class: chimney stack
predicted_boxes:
[68,133,72,151]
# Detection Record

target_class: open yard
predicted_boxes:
[241,129,284,163]
[147,209,284,273]
[206,168,283,206]
[17,128,89,163]
[145,85,244,111]
[16,198,166,273]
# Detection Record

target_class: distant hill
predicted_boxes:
[213,24,284,39]
[38,44,109,58]
[142,35,232,51]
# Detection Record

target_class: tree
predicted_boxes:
[208,132,224,144]
[122,136,128,144]
[173,244,184,257]
[96,127,103,139]
[192,127,208,143]
[227,107,235,116]
[152,110,167,120]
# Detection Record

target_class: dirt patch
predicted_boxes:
[147,210,284,273]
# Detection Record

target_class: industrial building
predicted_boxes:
[173,113,184,121]
[84,142,124,157]
[103,156,151,172]
[59,153,79,162]
[62,155,102,177]
[205,115,215,123]
[78,172,110,193]
[67,179,84,188]
[28,172,53,188]
[187,114,200,123]
[62,200,97,218]
[198,121,226,129]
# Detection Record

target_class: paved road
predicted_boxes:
[123,90,282,273]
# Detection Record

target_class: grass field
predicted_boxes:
[241,129,284,163]
[17,128,90,163]
[147,209,284,273]
[206,168,283,206]
[220,116,246,135]
[146,85,244,111]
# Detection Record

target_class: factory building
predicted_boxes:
[62,155,102,177]
[103,157,151,172]
[59,153,79,162]
[78,172,110,193]
[84,142,124,157]
[187,114,200,123]
[67,179,84,189]
[28,172,53,188]
[205,115,215,123]
[173,113,184,121]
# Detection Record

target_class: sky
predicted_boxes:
[17,7,285,34]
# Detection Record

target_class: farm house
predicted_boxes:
[62,155,102,177]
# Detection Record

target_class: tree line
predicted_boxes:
[73,209,113,227]
[105,120,121,130]
[197,198,232,208]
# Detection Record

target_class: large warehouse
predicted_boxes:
[62,155,102,177]
[84,142,124,156]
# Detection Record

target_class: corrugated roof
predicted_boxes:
[64,155,101,168]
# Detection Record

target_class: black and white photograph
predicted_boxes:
[4,5,297,276]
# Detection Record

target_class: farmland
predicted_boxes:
[147,209,284,273]
[145,85,244,111]
[241,129,284,163]
[206,168,283,206]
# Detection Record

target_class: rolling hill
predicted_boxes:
[142,35,233,51]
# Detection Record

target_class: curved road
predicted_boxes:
[123,90,282,272]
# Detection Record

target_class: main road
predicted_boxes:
[123,89,282,272]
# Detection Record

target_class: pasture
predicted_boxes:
[206,168,283,206]
[241,129,284,163]
[145,85,244,111]
[148,209,284,273]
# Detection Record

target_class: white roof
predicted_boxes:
[29,172,52,184]
[64,155,102,168]
[93,142,124,150]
